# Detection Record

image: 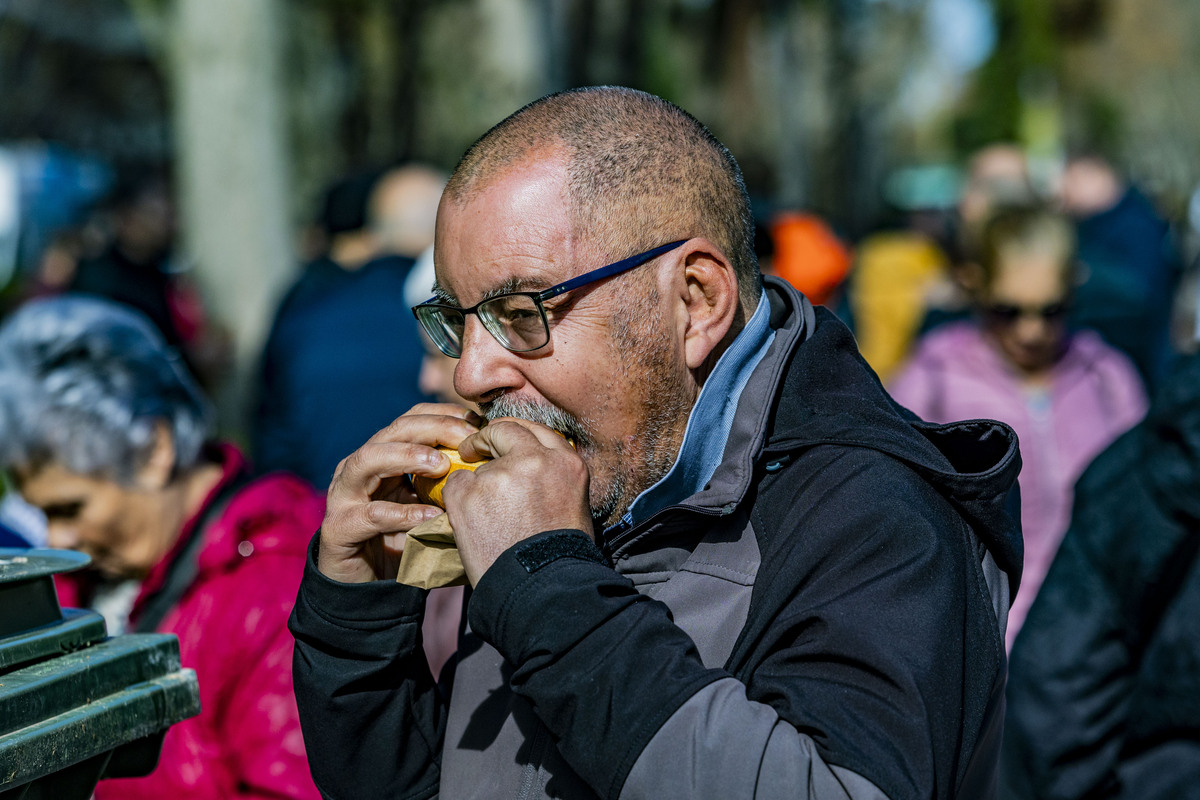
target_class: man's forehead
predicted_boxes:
[433,157,586,304]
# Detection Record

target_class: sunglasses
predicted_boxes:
[984,301,1070,325]
[412,240,687,358]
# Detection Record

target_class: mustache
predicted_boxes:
[478,395,592,448]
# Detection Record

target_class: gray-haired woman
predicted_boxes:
[0,296,323,799]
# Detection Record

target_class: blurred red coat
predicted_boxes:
[59,445,324,800]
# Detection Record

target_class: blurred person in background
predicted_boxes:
[254,163,445,491]
[67,172,229,388]
[21,228,86,299]
[763,210,852,309]
[957,145,1039,260]
[1002,354,1200,800]
[70,174,180,343]
[1059,151,1179,388]
[850,144,1036,383]
[0,296,321,799]
[890,205,1147,649]
[398,242,466,678]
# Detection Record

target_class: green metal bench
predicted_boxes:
[0,548,201,800]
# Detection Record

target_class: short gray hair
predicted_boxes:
[445,87,762,312]
[0,296,212,483]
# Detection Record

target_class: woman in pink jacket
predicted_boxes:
[890,206,1148,649]
[0,296,322,799]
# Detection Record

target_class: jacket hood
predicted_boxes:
[758,279,1024,584]
[1141,354,1200,524]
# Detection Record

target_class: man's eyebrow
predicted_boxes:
[430,281,457,305]
[430,275,557,307]
[480,276,552,301]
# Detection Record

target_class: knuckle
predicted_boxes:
[342,447,368,474]
[403,403,439,416]
[363,502,389,526]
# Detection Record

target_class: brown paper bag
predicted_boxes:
[395,513,469,589]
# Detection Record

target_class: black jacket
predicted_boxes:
[289,278,1022,799]
[1002,355,1200,799]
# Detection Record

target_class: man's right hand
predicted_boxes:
[317,403,482,584]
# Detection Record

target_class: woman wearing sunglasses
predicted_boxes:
[890,204,1148,649]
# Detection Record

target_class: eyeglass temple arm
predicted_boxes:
[537,240,688,301]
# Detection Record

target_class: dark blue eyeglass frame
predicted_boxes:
[412,239,687,358]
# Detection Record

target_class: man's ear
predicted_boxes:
[135,420,177,491]
[676,238,740,371]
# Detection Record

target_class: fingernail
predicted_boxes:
[426,450,445,467]
[423,508,442,520]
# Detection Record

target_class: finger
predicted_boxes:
[331,441,452,499]
[489,416,579,451]
[326,500,444,545]
[363,409,480,447]
[458,418,563,461]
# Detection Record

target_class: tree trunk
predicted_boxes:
[170,0,293,435]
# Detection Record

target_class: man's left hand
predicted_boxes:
[443,418,593,585]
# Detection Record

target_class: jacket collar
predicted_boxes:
[604,278,815,554]
[605,277,1023,586]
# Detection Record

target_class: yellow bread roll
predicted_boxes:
[412,447,489,509]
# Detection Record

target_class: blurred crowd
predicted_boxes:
[0,138,1197,798]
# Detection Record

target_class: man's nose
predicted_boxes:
[453,316,526,403]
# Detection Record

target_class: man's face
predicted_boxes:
[434,153,694,527]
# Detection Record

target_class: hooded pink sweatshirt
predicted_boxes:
[890,323,1147,649]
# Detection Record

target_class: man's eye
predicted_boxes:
[43,501,84,520]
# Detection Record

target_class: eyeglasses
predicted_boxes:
[984,301,1070,326]
[412,239,687,358]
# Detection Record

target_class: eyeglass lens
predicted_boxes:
[416,293,549,357]
[416,305,467,357]
[477,294,548,352]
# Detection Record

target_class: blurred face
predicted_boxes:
[418,334,466,405]
[1058,159,1122,218]
[17,463,170,579]
[980,250,1070,374]
[959,146,1031,227]
[118,186,176,260]
[434,152,694,526]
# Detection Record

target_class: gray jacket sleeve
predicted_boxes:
[622,679,889,799]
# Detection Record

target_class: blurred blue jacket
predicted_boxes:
[253,254,431,490]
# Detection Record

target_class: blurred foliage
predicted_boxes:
[952,0,1060,153]
[3,0,1200,233]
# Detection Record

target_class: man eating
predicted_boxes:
[289,86,1022,800]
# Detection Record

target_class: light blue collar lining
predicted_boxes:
[609,288,776,534]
